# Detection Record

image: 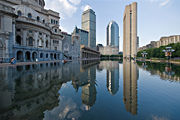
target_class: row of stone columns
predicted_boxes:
[82,51,100,59]
[16,50,62,62]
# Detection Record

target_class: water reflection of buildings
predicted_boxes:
[98,61,119,95]
[138,62,180,82]
[123,60,139,115]
[0,63,63,120]
[45,60,98,120]
[0,60,99,120]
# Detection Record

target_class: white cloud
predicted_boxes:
[148,0,171,7]
[69,0,81,5]
[160,0,170,6]
[81,5,92,11]
[45,0,81,18]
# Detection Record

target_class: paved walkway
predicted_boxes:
[0,58,100,67]
[0,60,63,67]
[137,59,180,65]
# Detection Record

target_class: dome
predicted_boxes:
[21,0,45,8]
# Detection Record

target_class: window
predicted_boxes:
[0,16,1,30]
[39,0,42,6]
[51,19,53,24]
[46,54,48,58]
[28,13,32,18]
[55,29,57,33]
[46,40,48,48]
[0,41,3,48]
[56,21,58,24]
[28,37,33,46]
[43,19,45,23]
[16,35,21,45]
[37,16,40,21]
[17,10,22,16]
[53,40,59,44]
[16,29,21,32]
[40,53,43,58]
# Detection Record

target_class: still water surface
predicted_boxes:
[0,60,180,120]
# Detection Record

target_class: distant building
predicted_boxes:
[82,9,96,50]
[62,27,100,60]
[123,2,138,59]
[106,21,119,49]
[99,46,119,55]
[138,35,180,51]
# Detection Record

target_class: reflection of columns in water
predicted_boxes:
[123,60,139,115]
[107,67,119,95]
[81,66,97,110]
[0,63,63,120]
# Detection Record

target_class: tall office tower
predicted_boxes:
[107,21,119,49]
[82,8,96,50]
[123,2,137,59]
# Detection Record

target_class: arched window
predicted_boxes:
[17,10,22,16]
[46,53,48,58]
[28,37,33,46]
[16,35,21,45]
[46,40,48,48]
[0,41,3,48]
[43,19,45,23]
[28,13,32,18]
[40,53,43,58]
[37,16,40,21]
[39,0,42,6]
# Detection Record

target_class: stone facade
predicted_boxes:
[138,35,180,51]
[0,3,16,62]
[62,27,100,60]
[123,2,138,59]
[0,0,63,62]
[0,0,100,63]
[98,45,119,55]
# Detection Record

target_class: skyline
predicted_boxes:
[44,0,180,51]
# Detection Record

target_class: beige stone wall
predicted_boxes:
[123,2,137,58]
[99,46,119,55]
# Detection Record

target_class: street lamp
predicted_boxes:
[141,51,148,59]
[162,46,175,60]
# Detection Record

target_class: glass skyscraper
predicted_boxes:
[106,21,119,49]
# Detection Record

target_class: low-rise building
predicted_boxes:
[138,35,180,51]
[99,45,119,55]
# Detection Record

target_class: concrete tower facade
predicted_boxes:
[123,2,137,59]
[82,9,96,50]
[107,21,119,49]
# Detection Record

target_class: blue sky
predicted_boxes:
[45,0,180,51]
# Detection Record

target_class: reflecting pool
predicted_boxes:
[0,60,180,120]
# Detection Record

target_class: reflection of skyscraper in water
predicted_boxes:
[98,61,119,95]
[81,66,97,110]
[123,60,139,115]
[107,66,119,95]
